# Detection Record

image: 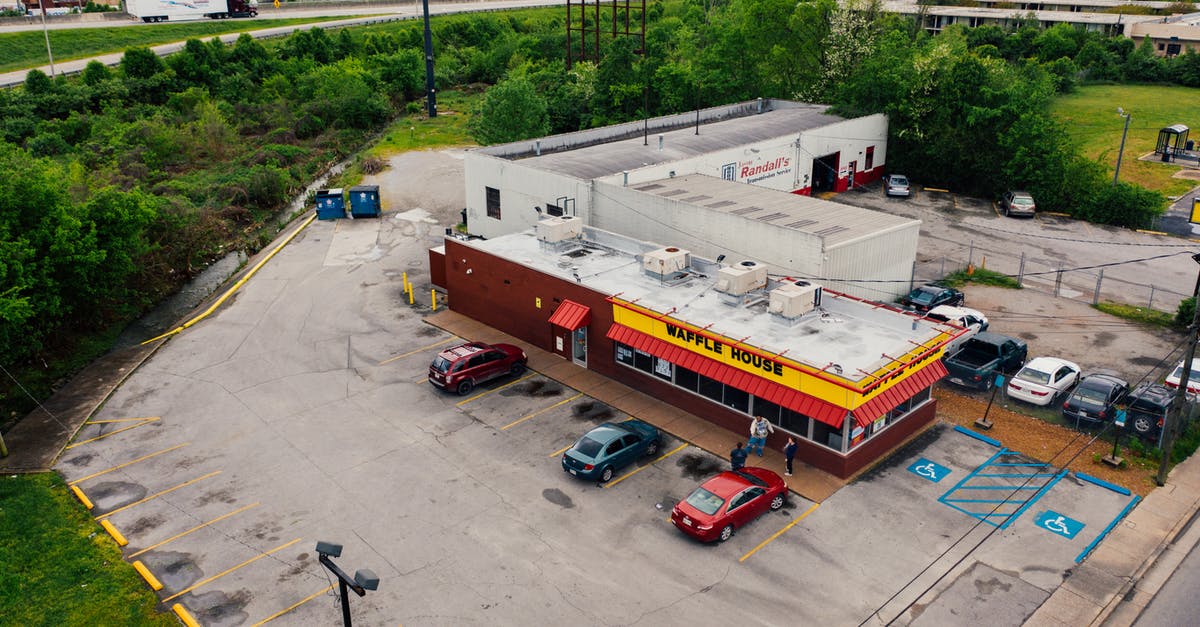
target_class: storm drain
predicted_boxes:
[938,448,1066,529]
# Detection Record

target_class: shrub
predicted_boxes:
[1177,296,1196,328]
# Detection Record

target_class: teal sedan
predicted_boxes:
[562,420,662,483]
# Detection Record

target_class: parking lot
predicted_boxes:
[55,209,1143,625]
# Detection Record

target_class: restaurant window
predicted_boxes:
[698,375,723,403]
[753,398,782,425]
[653,357,673,381]
[615,343,635,366]
[724,387,750,413]
[486,187,501,219]
[633,349,654,374]
[676,366,699,392]
[811,420,844,452]
[780,409,810,437]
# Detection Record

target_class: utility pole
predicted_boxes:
[421,0,436,118]
[1157,252,1200,486]
[1114,108,1131,186]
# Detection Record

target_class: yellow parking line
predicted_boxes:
[549,444,574,458]
[69,443,189,485]
[96,471,222,520]
[86,416,161,423]
[164,538,302,602]
[129,503,260,558]
[251,584,336,626]
[66,417,160,449]
[378,337,457,366]
[738,502,819,563]
[501,392,583,430]
[603,443,688,489]
[456,372,537,406]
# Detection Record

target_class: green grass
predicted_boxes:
[1050,84,1200,199]
[1094,300,1177,328]
[0,17,347,73]
[0,473,177,626]
[371,89,483,154]
[941,267,1022,289]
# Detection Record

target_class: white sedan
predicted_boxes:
[925,305,989,355]
[1007,357,1081,406]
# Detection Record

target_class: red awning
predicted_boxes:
[606,324,849,427]
[850,360,948,427]
[548,300,591,330]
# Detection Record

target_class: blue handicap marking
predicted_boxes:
[1036,510,1085,539]
[908,458,951,483]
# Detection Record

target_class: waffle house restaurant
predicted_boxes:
[432,223,959,478]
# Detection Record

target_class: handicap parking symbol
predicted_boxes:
[907,458,951,483]
[1035,510,1085,539]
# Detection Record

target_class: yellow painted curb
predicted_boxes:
[100,520,127,547]
[1043,211,1072,217]
[132,560,163,591]
[1136,228,1170,236]
[173,603,201,627]
[924,187,950,193]
[70,485,93,509]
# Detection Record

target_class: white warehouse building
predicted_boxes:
[461,98,920,300]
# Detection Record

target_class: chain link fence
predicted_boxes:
[913,239,1191,316]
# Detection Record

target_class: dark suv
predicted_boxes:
[429,342,528,395]
[1123,383,1174,442]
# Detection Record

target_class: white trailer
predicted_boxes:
[127,0,257,22]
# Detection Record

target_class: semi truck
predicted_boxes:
[127,0,257,22]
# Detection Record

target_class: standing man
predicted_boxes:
[783,436,797,477]
[748,416,774,456]
[730,442,748,471]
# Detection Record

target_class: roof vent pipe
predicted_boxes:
[658,134,664,151]
[535,140,541,156]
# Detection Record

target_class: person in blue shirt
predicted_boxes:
[730,442,748,471]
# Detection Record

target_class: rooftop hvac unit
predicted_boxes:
[769,280,823,318]
[643,247,691,280]
[535,216,583,243]
[715,260,768,296]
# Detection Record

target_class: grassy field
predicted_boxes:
[1050,84,1200,199]
[0,16,347,73]
[0,473,176,626]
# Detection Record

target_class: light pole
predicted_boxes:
[39,0,55,77]
[1157,252,1200,486]
[1113,108,1131,186]
[315,541,379,627]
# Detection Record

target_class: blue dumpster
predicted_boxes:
[348,185,381,218]
[315,188,346,220]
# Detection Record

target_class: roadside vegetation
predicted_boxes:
[941,267,1022,289]
[0,474,177,625]
[0,17,347,73]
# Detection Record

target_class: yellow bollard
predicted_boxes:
[408,286,414,305]
[432,290,438,311]
[402,271,409,294]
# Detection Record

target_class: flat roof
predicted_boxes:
[463,228,950,384]
[493,104,845,180]
[627,175,919,248]
[883,1,1158,24]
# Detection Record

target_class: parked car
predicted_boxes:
[943,332,1028,390]
[1164,358,1200,397]
[671,467,788,543]
[428,341,527,395]
[1123,383,1175,442]
[924,305,989,355]
[900,284,965,312]
[561,420,662,483]
[1000,191,1037,217]
[884,174,911,198]
[1006,357,1081,406]
[1061,373,1129,426]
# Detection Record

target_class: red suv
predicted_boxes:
[429,342,528,395]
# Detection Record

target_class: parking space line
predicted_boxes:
[457,372,537,406]
[65,417,160,449]
[69,443,189,485]
[549,444,573,458]
[1076,495,1142,564]
[603,443,688,489]
[378,337,457,366]
[739,502,820,563]
[502,392,583,430]
[96,471,222,520]
[86,417,162,423]
[129,503,260,558]
[251,584,335,626]
[163,538,302,602]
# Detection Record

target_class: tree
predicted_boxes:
[469,76,550,144]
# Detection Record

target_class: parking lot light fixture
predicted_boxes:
[316,541,379,627]
[1114,108,1131,186]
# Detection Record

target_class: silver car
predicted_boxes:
[1001,191,1036,217]
[884,174,911,198]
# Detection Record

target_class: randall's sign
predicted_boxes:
[739,156,792,184]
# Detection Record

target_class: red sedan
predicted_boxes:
[671,467,788,542]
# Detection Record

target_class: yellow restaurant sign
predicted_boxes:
[611,298,949,410]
